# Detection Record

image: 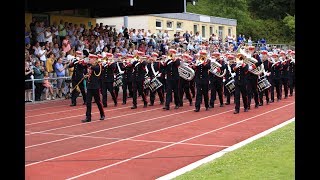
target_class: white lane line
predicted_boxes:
[65,102,294,180]
[27,131,230,148]
[157,117,295,180]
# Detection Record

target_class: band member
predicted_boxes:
[114,53,123,98]
[193,50,211,112]
[280,51,289,99]
[121,54,134,104]
[131,51,148,109]
[246,46,262,109]
[69,51,87,106]
[209,52,226,108]
[163,49,181,110]
[178,54,193,107]
[101,53,117,107]
[270,53,283,102]
[231,53,249,114]
[147,52,165,106]
[82,54,105,122]
[224,54,236,105]
[288,51,295,96]
[258,50,271,105]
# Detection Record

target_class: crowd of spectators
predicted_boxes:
[25,18,274,102]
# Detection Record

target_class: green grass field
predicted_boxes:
[175,122,295,180]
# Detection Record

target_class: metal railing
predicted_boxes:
[25,76,72,103]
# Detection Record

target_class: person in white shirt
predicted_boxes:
[37,45,47,66]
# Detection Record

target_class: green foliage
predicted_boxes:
[186,0,295,43]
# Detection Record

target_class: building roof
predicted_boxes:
[150,12,237,26]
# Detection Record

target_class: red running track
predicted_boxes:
[25,95,295,179]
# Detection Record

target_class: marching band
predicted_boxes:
[67,46,295,122]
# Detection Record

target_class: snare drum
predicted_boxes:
[257,77,271,92]
[149,78,163,92]
[114,73,123,87]
[225,79,235,94]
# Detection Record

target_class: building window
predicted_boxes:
[210,26,213,35]
[218,26,224,38]
[156,20,162,29]
[177,22,183,30]
[167,21,173,29]
[202,25,206,38]
[228,28,232,36]
[193,24,198,34]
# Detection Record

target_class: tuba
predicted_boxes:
[178,61,195,81]
[239,48,263,76]
[209,58,226,78]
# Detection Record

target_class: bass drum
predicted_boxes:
[257,76,271,92]
[225,78,235,94]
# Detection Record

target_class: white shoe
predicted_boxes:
[46,98,50,100]
[51,96,55,100]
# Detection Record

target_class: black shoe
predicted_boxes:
[205,107,209,111]
[220,104,224,107]
[174,105,179,109]
[128,96,132,98]
[234,110,239,114]
[81,117,91,123]
[255,104,259,108]
[225,102,230,105]
[122,102,126,105]
[70,104,76,106]
[248,106,251,110]
[131,105,137,109]
[163,106,169,110]
[270,100,274,103]
[259,103,263,106]
[100,115,105,120]
[179,104,183,107]
[160,101,164,105]
[149,103,154,106]
[209,105,214,108]
[189,102,193,106]
[103,104,107,107]
[83,102,86,105]
[114,102,118,106]
[284,96,288,99]
[143,103,148,108]
[244,108,249,112]
[289,94,293,97]
[194,108,200,112]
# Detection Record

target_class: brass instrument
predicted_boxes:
[178,61,195,81]
[239,48,263,76]
[209,59,226,78]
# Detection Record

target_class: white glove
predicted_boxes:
[74,61,79,64]
[249,65,253,71]
[231,73,235,77]
[157,73,162,77]
[223,78,225,83]
[30,75,34,79]
[213,68,218,73]
[266,72,271,76]
[235,63,240,68]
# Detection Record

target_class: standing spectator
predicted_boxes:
[54,57,67,98]
[36,21,45,43]
[37,45,47,67]
[25,25,31,45]
[33,60,45,101]
[183,30,191,42]
[42,71,55,100]
[62,35,71,53]
[44,27,53,43]
[25,61,34,102]
[58,20,67,45]
[247,37,252,46]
